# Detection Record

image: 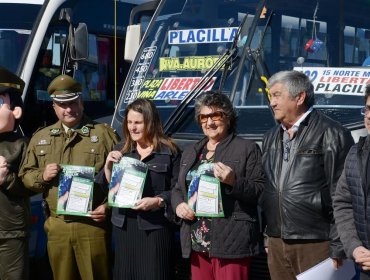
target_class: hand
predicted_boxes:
[213,162,235,186]
[331,258,343,270]
[105,151,122,181]
[132,197,160,211]
[0,156,8,186]
[43,163,61,182]
[89,203,108,222]
[353,246,370,271]
[176,202,195,220]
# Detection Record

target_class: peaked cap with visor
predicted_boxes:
[0,67,25,94]
[47,75,82,102]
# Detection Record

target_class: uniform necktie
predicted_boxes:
[67,129,73,138]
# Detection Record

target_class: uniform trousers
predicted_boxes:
[267,237,329,280]
[0,237,29,280]
[44,216,110,280]
[191,251,251,280]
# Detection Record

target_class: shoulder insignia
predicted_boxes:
[81,126,89,135]
[91,135,99,143]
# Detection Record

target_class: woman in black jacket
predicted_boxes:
[171,91,265,280]
[104,98,180,280]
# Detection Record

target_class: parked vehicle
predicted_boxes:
[113,1,370,278]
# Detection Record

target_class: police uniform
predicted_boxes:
[19,75,120,280]
[0,67,31,280]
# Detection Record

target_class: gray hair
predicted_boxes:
[194,91,237,134]
[267,70,315,107]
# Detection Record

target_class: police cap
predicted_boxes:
[0,67,25,94]
[47,75,82,102]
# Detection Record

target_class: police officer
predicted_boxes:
[0,67,31,280]
[20,74,120,280]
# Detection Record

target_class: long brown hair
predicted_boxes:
[121,98,178,154]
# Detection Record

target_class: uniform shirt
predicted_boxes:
[19,115,120,223]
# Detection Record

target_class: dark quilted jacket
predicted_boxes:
[171,133,265,258]
[334,135,370,258]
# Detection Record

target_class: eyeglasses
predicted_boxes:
[198,111,225,123]
[361,106,370,116]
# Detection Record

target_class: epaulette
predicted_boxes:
[32,125,47,136]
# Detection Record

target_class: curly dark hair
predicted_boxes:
[194,91,237,134]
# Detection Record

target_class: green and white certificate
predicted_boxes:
[108,157,148,208]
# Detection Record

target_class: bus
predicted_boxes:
[0,0,157,274]
[113,0,370,278]
[0,0,156,137]
[113,0,370,147]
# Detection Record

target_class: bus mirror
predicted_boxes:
[124,24,141,62]
[70,23,89,61]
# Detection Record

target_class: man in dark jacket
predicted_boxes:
[260,70,354,280]
[0,67,32,279]
[333,84,370,280]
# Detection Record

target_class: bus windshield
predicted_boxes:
[115,0,370,141]
[0,2,42,73]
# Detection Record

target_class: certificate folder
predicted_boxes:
[108,157,148,208]
[56,165,95,216]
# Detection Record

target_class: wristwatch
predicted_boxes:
[158,197,165,208]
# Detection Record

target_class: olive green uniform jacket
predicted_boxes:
[0,132,31,238]
[19,116,120,225]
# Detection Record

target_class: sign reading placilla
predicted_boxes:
[294,67,370,96]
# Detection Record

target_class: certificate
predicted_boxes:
[187,162,224,217]
[56,165,95,216]
[65,177,92,213]
[196,175,219,215]
[296,258,355,280]
[114,169,146,207]
[108,157,148,208]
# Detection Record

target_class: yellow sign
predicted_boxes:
[159,56,223,71]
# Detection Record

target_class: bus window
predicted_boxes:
[19,0,143,137]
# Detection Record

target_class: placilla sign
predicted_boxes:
[168,27,237,45]
[294,67,370,96]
